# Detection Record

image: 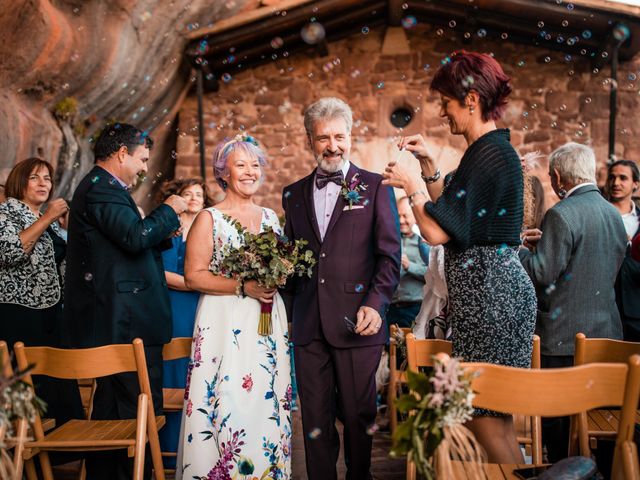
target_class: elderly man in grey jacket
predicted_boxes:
[520,142,627,463]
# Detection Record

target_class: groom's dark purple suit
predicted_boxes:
[282,163,400,480]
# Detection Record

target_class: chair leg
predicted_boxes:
[388,374,397,435]
[133,394,148,480]
[12,418,28,479]
[406,457,416,480]
[24,459,37,480]
[532,415,543,464]
[39,451,54,480]
[146,410,165,480]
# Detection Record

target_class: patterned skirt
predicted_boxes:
[445,245,537,416]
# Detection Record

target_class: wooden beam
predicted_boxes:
[187,0,316,40]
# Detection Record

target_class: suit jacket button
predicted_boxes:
[320,278,325,284]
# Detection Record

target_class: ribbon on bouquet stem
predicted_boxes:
[258,301,273,336]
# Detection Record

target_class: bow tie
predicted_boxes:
[316,170,344,189]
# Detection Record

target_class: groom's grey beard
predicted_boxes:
[315,152,348,173]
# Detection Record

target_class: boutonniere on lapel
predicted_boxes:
[340,173,368,210]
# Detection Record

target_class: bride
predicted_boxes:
[176,135,292,479]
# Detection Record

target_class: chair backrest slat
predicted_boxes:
[574,332,640,365]
[406,333,452,371]
[162,337,192,361]
[14,343,138,379]
[465,361,630,417]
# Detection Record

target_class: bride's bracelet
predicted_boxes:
[236,279,246,298]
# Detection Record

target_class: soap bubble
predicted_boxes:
[300,22,325,44]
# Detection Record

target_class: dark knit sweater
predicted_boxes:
[425,129,523,251]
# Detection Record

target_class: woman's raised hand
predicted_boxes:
[43,198,69,222]
[382,160,412,190]
[243,279,277,303]
[397,134,434,164]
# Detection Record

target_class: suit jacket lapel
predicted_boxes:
[302,172,322,244]
[324,163,358,240]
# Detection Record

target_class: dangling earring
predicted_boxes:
[469,106,475,115]
[222,179,228,190]
[558,185,567,199]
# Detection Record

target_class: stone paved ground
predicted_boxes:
[291,407,406,480]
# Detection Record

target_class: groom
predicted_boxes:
[282,97,400,479]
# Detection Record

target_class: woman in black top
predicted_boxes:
[383,50,536,463]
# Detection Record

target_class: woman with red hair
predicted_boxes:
[384,51,536,463]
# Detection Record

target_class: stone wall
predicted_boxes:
[176,23,640,214]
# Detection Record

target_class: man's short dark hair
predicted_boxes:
[93,123,153,162]
[609,159,640,183]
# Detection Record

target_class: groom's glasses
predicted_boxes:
[344,316,357,333]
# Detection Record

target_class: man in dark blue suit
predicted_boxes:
[64,123,187,479]
[607,160,640,341]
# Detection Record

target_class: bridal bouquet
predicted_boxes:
[219,220,316,336]
[390,355,486,480]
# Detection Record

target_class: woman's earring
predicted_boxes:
[469,106,475,114]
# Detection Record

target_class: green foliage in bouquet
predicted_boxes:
[218,217,316,288]
[390,356,478,479]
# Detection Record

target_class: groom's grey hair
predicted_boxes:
[303,97,353,140]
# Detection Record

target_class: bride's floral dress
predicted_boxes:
[176,207,292,480]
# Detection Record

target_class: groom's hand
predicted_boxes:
[355,306,383,336]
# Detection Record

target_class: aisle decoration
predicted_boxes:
[391,354,486,480]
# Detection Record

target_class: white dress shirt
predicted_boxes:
[313,161,350,240]
[621,202,639,239]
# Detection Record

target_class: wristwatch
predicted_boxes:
[421,169,441,184]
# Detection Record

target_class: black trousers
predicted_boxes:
[85,345,163,480]
[540,354,574,463]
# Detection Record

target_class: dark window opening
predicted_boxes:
[390,107,413,128]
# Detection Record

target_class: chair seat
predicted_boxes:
[23,416,166,454]
[587,408,640,438]
[163,388,185,412]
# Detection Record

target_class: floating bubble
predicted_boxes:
[462,259,475,269]
[477,28,486,37]
[501,32,508,40]
[537,21,544,28]
[270,37,284,49]
[84,273,93,282]
[463,32,471,39]
[308,428,322,439]
[564,54,572,62]
[522,111,529,117]
[448,20,457,28]
[401,2,408,9]
[376,81,384,89]
[456,189,466,198]
[557,35,565,43]
[550,307,562,319]
[561,20,569,27]
[582,30,592,39]
[567,3,574,10]
[301,22,326,44]
[584,97,592,103]
[361,26,370,34]
[423,64,430,71]
[91,175,100,183]
[401,15,417,29]
[222,73,232,83]
[628,73,637,81]
[545,283,557,295]
[517,60,526,67]
[551,121,558,128]
[567,36,578,46]
[559,104,567,111]
[544,56,551,63]
[477,208,487,217]
[436,28,444,36]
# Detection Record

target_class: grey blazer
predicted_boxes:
[520,184,627,356]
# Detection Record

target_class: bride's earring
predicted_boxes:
[469,105,475,114]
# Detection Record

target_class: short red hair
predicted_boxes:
[430,50,512,121]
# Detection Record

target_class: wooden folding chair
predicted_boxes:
[572,332,640,457]
[465,355,640,480]
[405,334,543,469]
[388,326,416,435]
[14,338,166,480]
[0,340,27,479]
[160,337,192,468]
